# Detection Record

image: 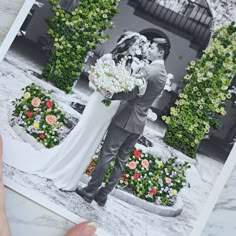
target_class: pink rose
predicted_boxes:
[141,159,149,169]
[31,97,41,108]
[128,161,137,170]
[45,115,57,125]
[165,177,172,184]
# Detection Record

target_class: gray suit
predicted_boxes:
[112,60,167,134]
[86,60,167,195]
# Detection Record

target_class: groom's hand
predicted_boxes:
[137,78,147,97]
[136,67,149,97]
[99,88,113,99]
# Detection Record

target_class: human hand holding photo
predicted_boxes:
[0,135,96,236]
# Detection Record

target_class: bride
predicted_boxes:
[2,32,150,191]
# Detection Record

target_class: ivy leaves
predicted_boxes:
[163,22,236,158]
[42,0,119,93]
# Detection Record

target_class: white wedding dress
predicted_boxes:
[2,50,148,191]
[2,90,121,190]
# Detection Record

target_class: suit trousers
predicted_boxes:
[87,122,140,194]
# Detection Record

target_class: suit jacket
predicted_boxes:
[111,60,167,134]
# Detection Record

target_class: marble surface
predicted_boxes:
[5,187,75,236]
[0,0,25,46]
[201,165,236,236]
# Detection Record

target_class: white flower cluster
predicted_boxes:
[89,56,144,94]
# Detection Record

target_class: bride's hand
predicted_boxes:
[88,80,97,91]
[98,88,113,99]
[0,135,96,236]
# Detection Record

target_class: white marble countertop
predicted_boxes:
[201,166,236,236]
[5,186,75,236]
[0,0,26,46]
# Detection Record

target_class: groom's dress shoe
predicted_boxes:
[94,188,108,207]
[76,188,95,203]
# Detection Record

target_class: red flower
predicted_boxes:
[150,188,157,195]
[133,149,141,158]
[133,173,140,179]
[26,111,33,118]
[125,179,129,182]
[45,101,53,109]
[39,134,45,139]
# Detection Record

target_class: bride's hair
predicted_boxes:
[110,35,139,63]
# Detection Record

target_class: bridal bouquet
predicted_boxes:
[89,55,144,106]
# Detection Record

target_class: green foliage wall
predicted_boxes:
[42,0,119,93]
[163,23,236,158]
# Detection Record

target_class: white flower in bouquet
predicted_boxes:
[89,56,144,106]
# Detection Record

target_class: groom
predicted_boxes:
[76,38,170,206]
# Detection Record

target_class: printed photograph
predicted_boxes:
[0,0,236,235]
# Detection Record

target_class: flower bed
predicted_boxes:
[11,83,66,148]
[86,147,190,207]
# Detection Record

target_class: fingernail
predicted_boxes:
[80,222,97,236]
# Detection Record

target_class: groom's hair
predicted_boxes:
[152,38,170,60]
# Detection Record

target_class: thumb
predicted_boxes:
[65,221,97,236]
